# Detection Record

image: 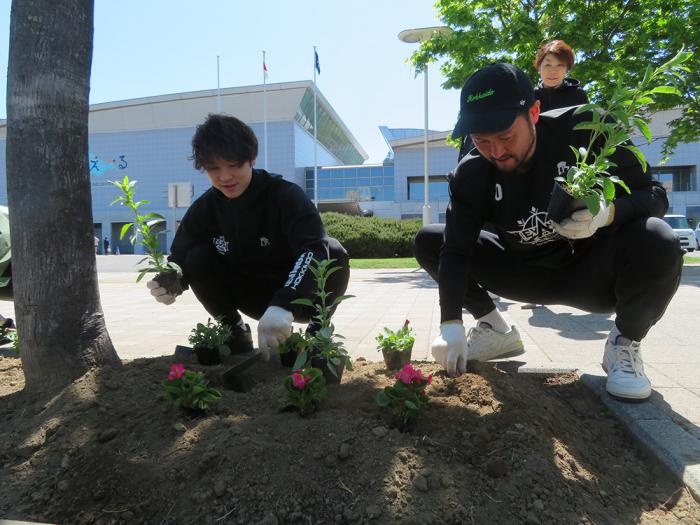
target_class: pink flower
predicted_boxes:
[292,373,308,389]
[396,363,416,384]
[168,363,185,381]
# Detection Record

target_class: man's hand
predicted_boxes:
[146,273,183,305]
[553,201,614,240]
[257,306,294,361]
[431,322,468,377]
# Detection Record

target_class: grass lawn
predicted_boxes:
[350,257,419,269]
[351,255,700,269]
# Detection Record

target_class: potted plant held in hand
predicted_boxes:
[376,320,415,370]
[188,318,233,366]
[547,49,691,222]
[162,363,221,415]
[110,175,183,292]
[376,363,432,432]
[290,258,353,384]
[278,367,327,417]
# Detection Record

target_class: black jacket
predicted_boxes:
[170,169,329,310]
[535,78,589,113]
[439,106,668,322]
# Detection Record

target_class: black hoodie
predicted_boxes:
[535,77,589,112]
[438,106,668,322]
[169,169,329,311]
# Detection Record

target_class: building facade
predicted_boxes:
[0,81,367,254]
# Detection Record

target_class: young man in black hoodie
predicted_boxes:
[147,114,350,361]
[414,63,682,401]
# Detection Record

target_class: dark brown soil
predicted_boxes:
[1,352,699,525]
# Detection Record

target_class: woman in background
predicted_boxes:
[534,39,589,112]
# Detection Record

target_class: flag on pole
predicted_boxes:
[263,60,269,80]
[314,49,321,75]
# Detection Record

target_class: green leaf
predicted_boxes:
[293,350,308,370]
[624,145,648,171]
[633,119,652,143]
[291,298,314,307]
[649,85,681,96]
[119,223,134,240]
[602,177,616,202]
[585,194,601,215]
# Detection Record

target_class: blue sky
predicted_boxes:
[0,0,461,163]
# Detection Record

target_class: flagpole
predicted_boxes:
[216,55,221,113]
[313,45,318,208]
[263,50,268,171]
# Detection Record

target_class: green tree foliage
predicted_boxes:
[413,0,699,154]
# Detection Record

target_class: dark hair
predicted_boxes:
[191,114,258,170]
[534,40,575,71]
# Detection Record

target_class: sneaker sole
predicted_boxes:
[469,342,525,362]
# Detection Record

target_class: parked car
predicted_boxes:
[695,223,700,250]
[663,214,696,252]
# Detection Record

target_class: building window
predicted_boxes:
[306,164,395,202]
[407,176,450,201]
[651,166,696,192]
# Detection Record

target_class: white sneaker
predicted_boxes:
[602,337,651,400]
[467,322,525,361]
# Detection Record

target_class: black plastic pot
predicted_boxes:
[311,355,345,385]
[547,182,587,223]
[279,350,298,368]
[153,270,183,296]
[195,345,221,366]
[381,346,413,370]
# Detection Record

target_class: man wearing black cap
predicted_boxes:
[413,63,682,401]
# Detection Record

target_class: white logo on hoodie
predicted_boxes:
[213,235,229,255]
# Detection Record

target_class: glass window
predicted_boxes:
[407,176,449,201]
[384,187,394,201]
[357,177,370,186]
[651,166,696,192]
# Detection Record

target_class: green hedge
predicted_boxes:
[321,212,422,258]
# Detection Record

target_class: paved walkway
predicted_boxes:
[5,255,700,497]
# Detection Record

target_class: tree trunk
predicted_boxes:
[6,0,120,396]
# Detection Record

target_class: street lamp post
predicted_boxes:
[398,26,451,226]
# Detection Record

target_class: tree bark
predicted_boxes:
[6,0,121,396]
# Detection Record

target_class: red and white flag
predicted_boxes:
[263,60,269,80]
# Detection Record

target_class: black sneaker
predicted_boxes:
[225,322,254,354]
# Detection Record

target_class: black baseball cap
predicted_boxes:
[453,63,535,138]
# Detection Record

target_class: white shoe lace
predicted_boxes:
[610,343,646,378]
[466,325,487,347]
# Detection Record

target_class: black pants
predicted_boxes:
[413,217,683,341]
[182,238,350,327]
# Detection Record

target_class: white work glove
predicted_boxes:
[257,306,294,362]
[552,201,614,240]
[431,322,468,377]
[146,276,181,305]
[477,230,505,251]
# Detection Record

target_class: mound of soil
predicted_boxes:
[0,353,698,524]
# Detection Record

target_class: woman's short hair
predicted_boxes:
[534,40,575,71]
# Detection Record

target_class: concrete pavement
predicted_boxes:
[4,255,699,497]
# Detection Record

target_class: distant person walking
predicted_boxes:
[94,236,99,254]
[103,237,110,255]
